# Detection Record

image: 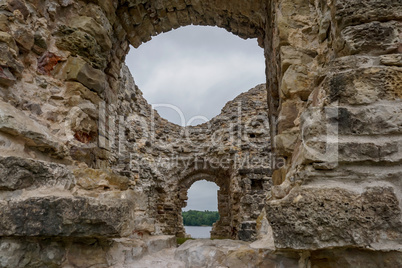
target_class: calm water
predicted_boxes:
[184,226,212,238]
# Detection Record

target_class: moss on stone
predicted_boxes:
[55,25,107,70]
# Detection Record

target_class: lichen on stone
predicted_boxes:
[55,25,108,70]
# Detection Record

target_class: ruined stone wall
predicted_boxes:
[0,0,400,267]
[147,84,271,239]
[0,1,272,264]
[264,0,402,254]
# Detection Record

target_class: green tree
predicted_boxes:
[182,210,220,226]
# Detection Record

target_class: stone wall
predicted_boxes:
[0,0,400,267]
[265,0,402,254]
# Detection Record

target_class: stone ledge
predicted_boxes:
[324,66,402,105]
[266,186,402,250]
[0,196,133,237]
[299,139,402,164]
[0,101,67,158]
[339,21,401,56]
[335,0,402,29]
[299,164,402,185]
[238,168,272,176]
[54,56,107,95]
[0,156,75,191]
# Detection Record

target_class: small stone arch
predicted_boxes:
[175,168,234,239]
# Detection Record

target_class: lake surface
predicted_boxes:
[184,226,212,238]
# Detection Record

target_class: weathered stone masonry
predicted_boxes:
[0,0,400,267]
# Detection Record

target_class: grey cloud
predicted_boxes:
[183,180,219,211]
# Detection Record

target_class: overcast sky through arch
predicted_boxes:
[183,180,219,212]
[125,25,265,211]
[125,25,265,126]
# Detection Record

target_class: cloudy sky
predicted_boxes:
[126,25,265,211]
[183,180,220,211]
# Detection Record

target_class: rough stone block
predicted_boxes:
[339,21,401,56]
[274,132,298,157]
[174,239,299,267]
[37,51,62,75]
[0,156,74,191]
[281,64,315,100]
[54,56,107,95]
[0,66,15,87]
[266,187,402,250]
[66,239,111,267]
[0,43,23,75]
[324,66,402,105]
[298,159,402,187]
[0,100,66,157]
[272,168,286,186]
[146,235,176,254]
[65,81,102,109]
[6,0,29,18]
[299,103,402,164]
[380,54,402,67]
[337,141,401,163]
[69,16,112,51]
[73,168,130,191]
[238,221,257,242]
[0,238,67,268]
[335,0,402,29]
[0,237,116,268]
[129,5,146,25]
[310,248,402,268]
[327,55,378,72]
[280,46,313,75]
[56,26,108,70]
[13,26,34,51]
[0,196,133,237]
[302,139,401,164]
[0,31,18,53]
[277,99,303,133]
[337,104,402,135]
[33,32,48,55]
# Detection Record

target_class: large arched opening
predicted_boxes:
[114,1,272,240]
[109,0,273,132]
[125,25,265,126]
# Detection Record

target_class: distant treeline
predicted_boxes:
[182,210,220,226]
